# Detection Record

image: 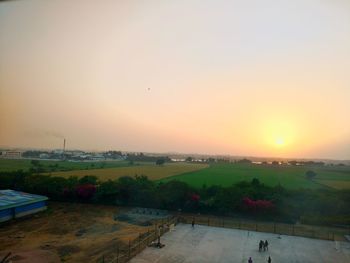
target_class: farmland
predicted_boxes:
[0,159,130,172]
[160,163,350,190]
[1,159,349,190]
[47,162,209,181]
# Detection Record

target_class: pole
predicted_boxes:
[139,233,141,252]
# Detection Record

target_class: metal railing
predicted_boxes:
[98,216,178,263]
[178,214,349,242]
[98,214,349,262]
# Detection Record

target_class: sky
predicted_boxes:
[0,0,349,159]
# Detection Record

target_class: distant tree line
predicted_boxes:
[126,153,171,163]
[0,170,349,226]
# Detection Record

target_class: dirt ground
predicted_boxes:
[0,202,151,262]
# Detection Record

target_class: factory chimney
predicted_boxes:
[63,138,66,153]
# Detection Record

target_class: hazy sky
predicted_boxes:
[1,0,349,159]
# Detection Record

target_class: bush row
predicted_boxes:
[1,171,349,225]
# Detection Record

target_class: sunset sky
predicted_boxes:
[1,0,349,159]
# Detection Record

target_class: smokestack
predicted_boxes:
[63,138,66,153]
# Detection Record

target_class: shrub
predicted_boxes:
[76,184,96,200]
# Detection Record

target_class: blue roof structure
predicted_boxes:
[0,189,48,210]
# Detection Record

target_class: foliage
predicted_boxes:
[242,197,274,211]
[156,159,165,166]
[76,184,96,200]
[185,157,193,162]
[305,170,317,179]
[126,154,171,162]
[0,170,350,225]
[0,159,130,173]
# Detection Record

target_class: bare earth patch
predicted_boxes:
[0,202,151,262]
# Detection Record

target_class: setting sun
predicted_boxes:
[275,137,285,147]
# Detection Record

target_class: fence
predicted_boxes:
[98,214,349,262]
[178,214,350,242]
[98,216,178,263]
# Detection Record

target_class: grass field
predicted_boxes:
[1,159,349,189]
[0,159,130,172]
[160,163,350,190]
[47,163,209,181]
[315,179,350,189]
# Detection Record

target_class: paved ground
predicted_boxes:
[130,224,350,263]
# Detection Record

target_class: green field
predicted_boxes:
[1,159,349,190]
[0,159,130,172]
[160,163,350,190]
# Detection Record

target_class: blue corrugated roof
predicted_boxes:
[0,190,48,210]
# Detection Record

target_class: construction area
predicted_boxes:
[0,202,164,263]
[131,223,350,263]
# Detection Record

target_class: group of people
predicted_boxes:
[259,240,269,252]
[191,218,272,263]
[247,240,271,263]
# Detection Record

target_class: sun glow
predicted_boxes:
[275,137,285,147]
[260,118,298,154]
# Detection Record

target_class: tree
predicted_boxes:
[76,184,96,200]
[156,159,165,166]
[185,157,193,162]
[79,175,98,185]
[96,180,119,204]
[251,178,261,187]
[158,180,192,210]
[305,170,317,180]
[237,158,252,164]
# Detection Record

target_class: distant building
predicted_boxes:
[91,153,105,161]
[53,149,64,154]
[0,190,48,223]
[39,153,50,159]
[2,151,22,158]
[171,158,186,162]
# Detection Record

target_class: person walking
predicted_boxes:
[191,217,195,228]
[259,240,263,252]
[156,225,161,247]
[264,240,269,251]
[248,257,253,263]
[267,256,271,263]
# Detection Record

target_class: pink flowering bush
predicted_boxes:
[242,197,274,211]
[190,193,200,202]
[76,184,96,200]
